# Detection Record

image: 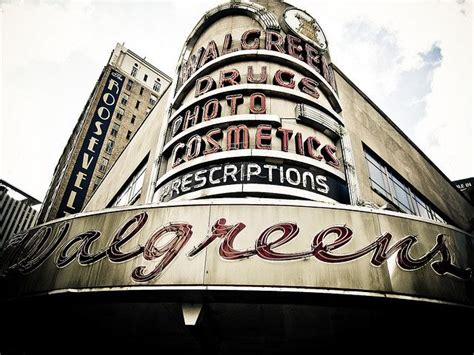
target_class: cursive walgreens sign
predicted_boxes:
[1,210,471,286]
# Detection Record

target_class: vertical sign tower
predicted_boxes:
[153,1,354,205]
[58,71,125,215]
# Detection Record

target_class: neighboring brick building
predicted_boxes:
[37,43,171,223]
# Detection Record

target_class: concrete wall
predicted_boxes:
[336,70,474,231]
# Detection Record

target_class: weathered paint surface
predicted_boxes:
[2,202,472,306]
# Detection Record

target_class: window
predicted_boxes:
[146,107,151,116]
[135,100,140,109]
[153,79,161,92]
[144,74,148,82]
[139,87,144,95]
[149,94,158,106]
[121,94,129,106]
[366,156,390,198]
[131,115,136,124]
[110,123,120,137]
[114,186,131,207]
[364,149,446,224]
[390,175,413,213]
[126,80,134,91]
[111,160,147,207]
[98,158,109,173]
[92,177,103,191]
[414,195,430,219]
[116,107,124,120]
[432,211,445,223]
[126,130,132,140]
[105,139,114,154]
[131,64,138,77]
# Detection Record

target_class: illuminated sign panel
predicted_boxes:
[1,204,472,306]
[166,123,341,168]
[152,6,351,205]
[177,28,338,94]
[157,62,346,202]
[158,160,349,203]
[57,70,125,218]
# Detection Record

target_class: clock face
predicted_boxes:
[283,8,328,51]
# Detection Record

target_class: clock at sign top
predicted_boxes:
[282,8,328,51]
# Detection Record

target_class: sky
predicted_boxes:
[0,0,472,201]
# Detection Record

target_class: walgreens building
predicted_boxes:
[1,0,473,352]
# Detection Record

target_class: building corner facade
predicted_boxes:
[2,1,473,352]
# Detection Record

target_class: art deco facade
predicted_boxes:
[1,1,473,352]
[37,43,171,224]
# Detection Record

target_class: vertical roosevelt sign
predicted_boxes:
[57,70,124,218]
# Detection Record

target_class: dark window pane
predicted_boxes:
[414,196,430,219]
[432,211,445,223]
[365,152,382,169]
[391,175,412,212]
[367,161,389,197]
[365,149,446,224]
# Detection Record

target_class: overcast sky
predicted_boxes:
[0,0,472,201]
